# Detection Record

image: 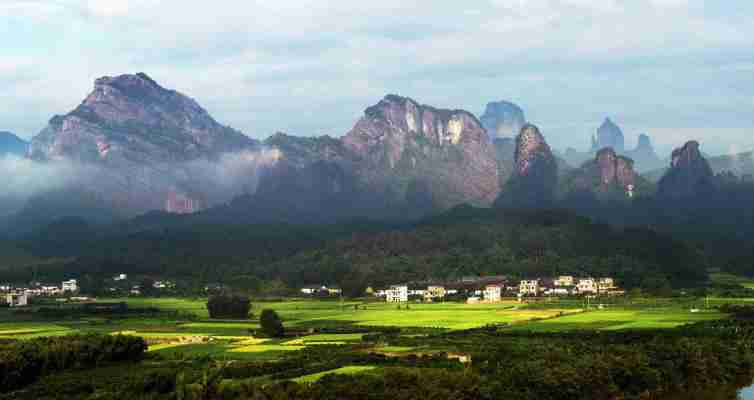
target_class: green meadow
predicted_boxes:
[0,295,742,361]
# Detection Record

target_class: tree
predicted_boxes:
[260,309,284,337]
[206,294,251,319]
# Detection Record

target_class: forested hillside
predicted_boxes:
[0,207,708,296]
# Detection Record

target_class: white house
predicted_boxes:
[114,274,127,281]
[483,284,502,303]
[6,292,28,307]
[386,285,408,303]
[544,287,571,296]
[597,278,615,293]
[519,280,539,296]
[577,278,597,294]
[424,285,446,301]
[62,279,78,293]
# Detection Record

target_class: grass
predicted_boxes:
[293,366,379,383]
[710,273,754,290]
[0,297,736,360]
[507,307,724,332]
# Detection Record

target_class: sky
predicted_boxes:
[1,0,753,157]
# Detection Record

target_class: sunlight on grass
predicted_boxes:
[293,366,378,383]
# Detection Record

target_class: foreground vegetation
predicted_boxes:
[2,316,754,400]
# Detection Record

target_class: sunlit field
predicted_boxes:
[0,296,734,360]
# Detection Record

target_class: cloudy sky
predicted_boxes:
[1,0,753,156]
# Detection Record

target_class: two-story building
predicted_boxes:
[62,279,78,293]
[597,278,615,293]
[5,292,28,307]
[576,278,597,294]
[386,285,408,303]
[519,280,539,296]
[424,285,446,302]
[483,284,502,303]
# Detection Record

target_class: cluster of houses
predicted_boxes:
[299,284,343,296]
[1,279,79,307]
[376,276,624,303]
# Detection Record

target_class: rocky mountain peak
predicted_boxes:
[658,140,715,199]
[514,124,554,176]
[30,73,256,163]
[479,100,526,140]
[626,133,662,173]
[496,124,557,207]
[636,134,653,151]
[595,147,637,189]
[344,94,489,166]
[343,94,499,207]
[592,117,625,153]
[559,147,645,202]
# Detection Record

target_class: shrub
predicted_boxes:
[206,294,251,319]
[260,309,284,337]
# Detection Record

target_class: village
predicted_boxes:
[0,273,178,307]
[300,275,625,303]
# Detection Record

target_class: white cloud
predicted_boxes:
[0,0,752,154]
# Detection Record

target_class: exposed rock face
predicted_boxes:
[25,73,262,217]
[343,95,500,208]
[0,131,28,157]
[492,137,516,187]
[592,118,625,153]
[625,133,663,173]
[657,141,715,199]
[479,101,526,140]
[496,124,557,207]
[561,147,646,201]
[30,73,256,163]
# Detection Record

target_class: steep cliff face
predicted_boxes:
[479,101,526,140]
[343,95,500,209]
[0,131,28,157]
[496,124,558,207]
[657,141,715,199]
[592,118,625,153]
[29,73,256,164]
[560,147,650,201]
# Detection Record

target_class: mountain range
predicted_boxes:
[2,72,750,233]
[563,119,664,173]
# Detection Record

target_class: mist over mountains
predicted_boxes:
[1,72,753,236]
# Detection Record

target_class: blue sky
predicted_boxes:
[1,0,753,157]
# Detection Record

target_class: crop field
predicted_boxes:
[0,296,736,361]
[293,366,380,383]
[508,307,724,332]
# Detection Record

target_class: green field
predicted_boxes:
[508,307,723,332]
[0,296,735,361]
[293,366,380,383]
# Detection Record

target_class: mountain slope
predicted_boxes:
[560,147,653,202]
[342,94,500,209]
[30,73,256,164]
[0,131,28,157]
[495,124,558,208]
[17,73,264,222]
[657,141,715,199]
